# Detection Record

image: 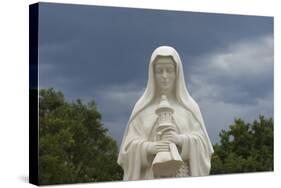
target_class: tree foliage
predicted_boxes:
[211,116,273,174]
[39,88,123,185]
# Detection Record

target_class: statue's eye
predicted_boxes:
[167,68,174,73]
[155,68,162,74]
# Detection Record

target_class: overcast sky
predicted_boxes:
[38,2,273,146]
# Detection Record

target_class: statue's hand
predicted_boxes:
[147,141,170,155]
[161,132,184,147]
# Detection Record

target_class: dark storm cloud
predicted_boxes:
[38,2,273,145]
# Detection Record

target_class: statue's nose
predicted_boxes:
[162,70,167,78]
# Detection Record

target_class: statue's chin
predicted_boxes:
[159,87,172,94]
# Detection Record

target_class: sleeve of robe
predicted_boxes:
[179,119,212,176]
[117,117,153,181]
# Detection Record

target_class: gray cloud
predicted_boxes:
[187,34,273,104]
[94,83,145,146]
[185,35,273,143]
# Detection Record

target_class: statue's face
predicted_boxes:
[154,57,176,93]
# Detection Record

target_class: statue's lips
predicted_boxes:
[160,82,169,86]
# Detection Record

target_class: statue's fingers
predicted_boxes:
[161,135,172,138]
[162,135,173,139]
[161,139,172,143]
[161,137,173,142]
[158,140,170,144]
[160,143,170,147]
[156,145,170,149]
[156,144,169,149]
[157,148,170,152]
[162,132,173,137]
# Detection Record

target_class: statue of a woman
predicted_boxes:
[117,46,214,180]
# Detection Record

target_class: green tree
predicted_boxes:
[211,116,273,174]
[39,88,123,185]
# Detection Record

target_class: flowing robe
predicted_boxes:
[117,104,212,180]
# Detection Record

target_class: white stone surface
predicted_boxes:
[118,46,214,180]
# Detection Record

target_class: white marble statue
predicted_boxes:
[117,46,214,180]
